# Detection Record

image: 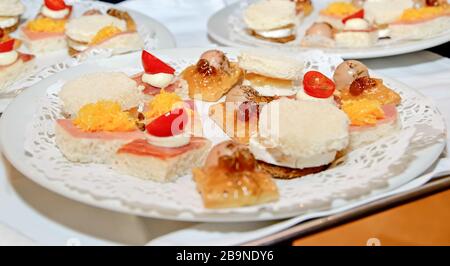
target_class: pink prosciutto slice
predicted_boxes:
[21,27,65,41]
[350,104,398,132]
[131,72,184,96]
[56,119,145,140]
[117,137,209,160]
[0,52,34,71]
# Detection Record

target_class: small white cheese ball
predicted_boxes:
[0,50,18,66]
[344,18,370,31]
[142,73,174,88]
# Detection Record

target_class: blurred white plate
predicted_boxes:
[0,0,176,111]
[207,0,450,59]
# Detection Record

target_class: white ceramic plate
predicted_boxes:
[0,0,176,111]
[0,48,446,222]
[207,0,450,59]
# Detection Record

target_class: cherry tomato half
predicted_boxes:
[146,108,188,137]
[342,9,365,24]
[303,71,336,99]
[0,39,15,53]
[141,50,175,75]
[45,0,67,11]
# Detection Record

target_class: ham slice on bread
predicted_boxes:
[113,137,211,182]
[0,52,35,90]
[55,119,145,164]
[348,104,400,151]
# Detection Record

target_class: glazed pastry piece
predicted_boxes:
[209,85,275,144]
[65,8,143,56]
[181,50,243,102]
[21,0,72,54]
[339,77,402,106]
[0,0,25,34]
[193,141,279,209]
[291,0,314,16]
[0,35,35,90]
[244,0,298,43]
[389,5,450,40]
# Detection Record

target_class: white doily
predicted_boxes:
[22,50,446,220]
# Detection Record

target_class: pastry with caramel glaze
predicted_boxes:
[193,141,279,209]
[340,77,402,106]
[181,50,243,102]
[209,85,276,144]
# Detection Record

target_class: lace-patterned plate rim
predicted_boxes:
[207,0,450,60]
[0,48,447,222]
[0,0,176,111]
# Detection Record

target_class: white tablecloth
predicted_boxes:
[0,0,449,245]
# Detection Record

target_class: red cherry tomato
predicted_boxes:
[44,0,67,11]
[342,9,365,24]
[0,39,15,53]
[146,108,188,137]
[303,71,336,99]
[141,50,175,75]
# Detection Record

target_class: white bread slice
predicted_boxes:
[0,0,25,16]
[22,34,67,54]
[389,16,450,40]
[244,0,296,31]
[113,138,212,182]
[65,14,127,43]
[0,56,34,91]
[238,51,303,80]
[301,34,336,48]
[364,0,413,25]
[348,119,400,151]
[55,119,144,164]
[335,31,378,48]
[88,31,144,55]
[59,72,146,117]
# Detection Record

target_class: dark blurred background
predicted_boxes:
[99,0,449,58]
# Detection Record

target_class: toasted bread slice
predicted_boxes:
[257,160,329,179]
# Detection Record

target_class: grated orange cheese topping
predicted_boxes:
[399,6,450,22]
[145,90,184,119]
[320,2,358,17]
[26,18,66,33]
[342,99,385,126]
[73,101,137,132]
[90,26,122,45]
